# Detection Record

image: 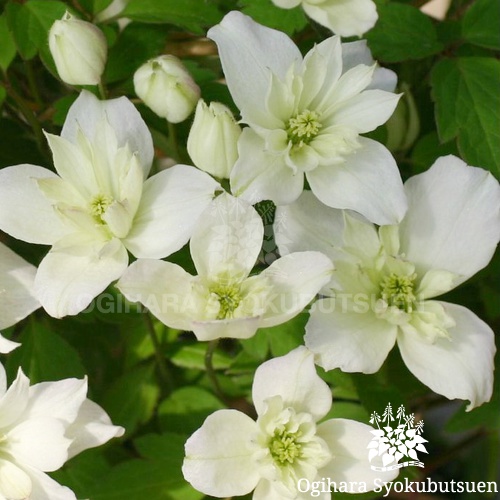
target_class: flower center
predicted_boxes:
[380,272,417,313]
[210,283,242,319]
[286,109,322,147]
[90,193,113,224]
[269,427,303,465]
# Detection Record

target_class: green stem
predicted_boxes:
[167,120,182,162]
[204,340,226,402]
[98,80,107,100]
[24,60,43,108]
[144,313,173,395]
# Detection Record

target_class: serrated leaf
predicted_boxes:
[240,0,307,35]
[158,386,224,435]
[5,321,86,383]
[101,363,160,435]
[365,3,443,62]
[121,0,222,33]
[463,0,500,50]
[431,57,500,177]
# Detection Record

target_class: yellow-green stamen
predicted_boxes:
[380,272,417,313]
[287,109,322,147]
[269,428,303,465]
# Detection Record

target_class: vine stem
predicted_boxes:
[167,120,182,162]
[205,339,226,403]
[144,313,173,396]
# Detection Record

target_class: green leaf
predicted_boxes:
[463,0,500,50]
[104,23,167,83]
[77,0,114,15]
[6,0,68,60]
[410,131,459,175]
[240,0,307,35]
[5,321,86,383]
[431,57,500,177]
[0,14,17,70]
[101,363,160,435]
[121,0,222,33]
[92,433,203,500]
[365,3,443,62]
[168,341,232,371]
[158,386,224,435]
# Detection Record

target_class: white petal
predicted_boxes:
[190,193,263,279]
[332,90,401,133]
[303,0,378,37]
[191,316,262,341]
[252,346,332,420]
[124,164,219,259]
[66,399,124,459]
[259,251,333,327]
[274,191,344,259]
[34,238,129,318]
[61,90,154,177]
[230,129,304,205]
[0,458,32,499]
[183,409,260,497]
[24,378,87,424]
[317,419,398,489]
[398,302,495,410]
[0,334,20,354]
[0,165,67,244]
[24,466,77,500]
[207,11,301,120]
[0,243,40,330]
[116,259,195,331]
[307,138,408,225]
[0,368,30,429]
[6,417,71,471]
[399,155,500,284]
[305,299,398,372]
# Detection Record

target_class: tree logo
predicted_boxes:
[367,403,428,471]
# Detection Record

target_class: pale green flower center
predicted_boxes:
[380,272,417,313]
[90,193,113,223]
[287,109,322,147]
[270,428,303,465]
[210,283,242,319]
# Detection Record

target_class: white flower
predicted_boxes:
[0,243,40,352]
[0,91,219,318]
[187,99,242,179]
[133,55,200,123]
[49,11,107,86]
[275,156,500,410]
[0,363,123,500]
[183,346,397,498]
[208,11,406,225]
[117,193,333,341]
[271,0,378,37]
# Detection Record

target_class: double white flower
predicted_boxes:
[208,11,406,225]
[275,156,500,410]
[0,243,40,352]
[0,91,219,318]
[0,363,123,499]
[183,346,397,498]
[117,193,333,341]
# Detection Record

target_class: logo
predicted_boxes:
[367,403,428,471]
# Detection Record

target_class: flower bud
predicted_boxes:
[187,100,242,179]
[49,11,107,86]
[133,55,200,123]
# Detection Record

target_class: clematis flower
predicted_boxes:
[271,0,378,37]
[0,91,219,318]
[0,363,124,500]
[117,193,333,341]
[275,156,500,410]
[0,243,40,352]
[208,11,407,225]
[183,346,397,498]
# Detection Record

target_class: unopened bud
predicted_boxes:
[133,55,200,123]
[187,100,242,179]
[49,11,107,86]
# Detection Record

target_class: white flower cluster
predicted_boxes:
[0,6,498,500]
